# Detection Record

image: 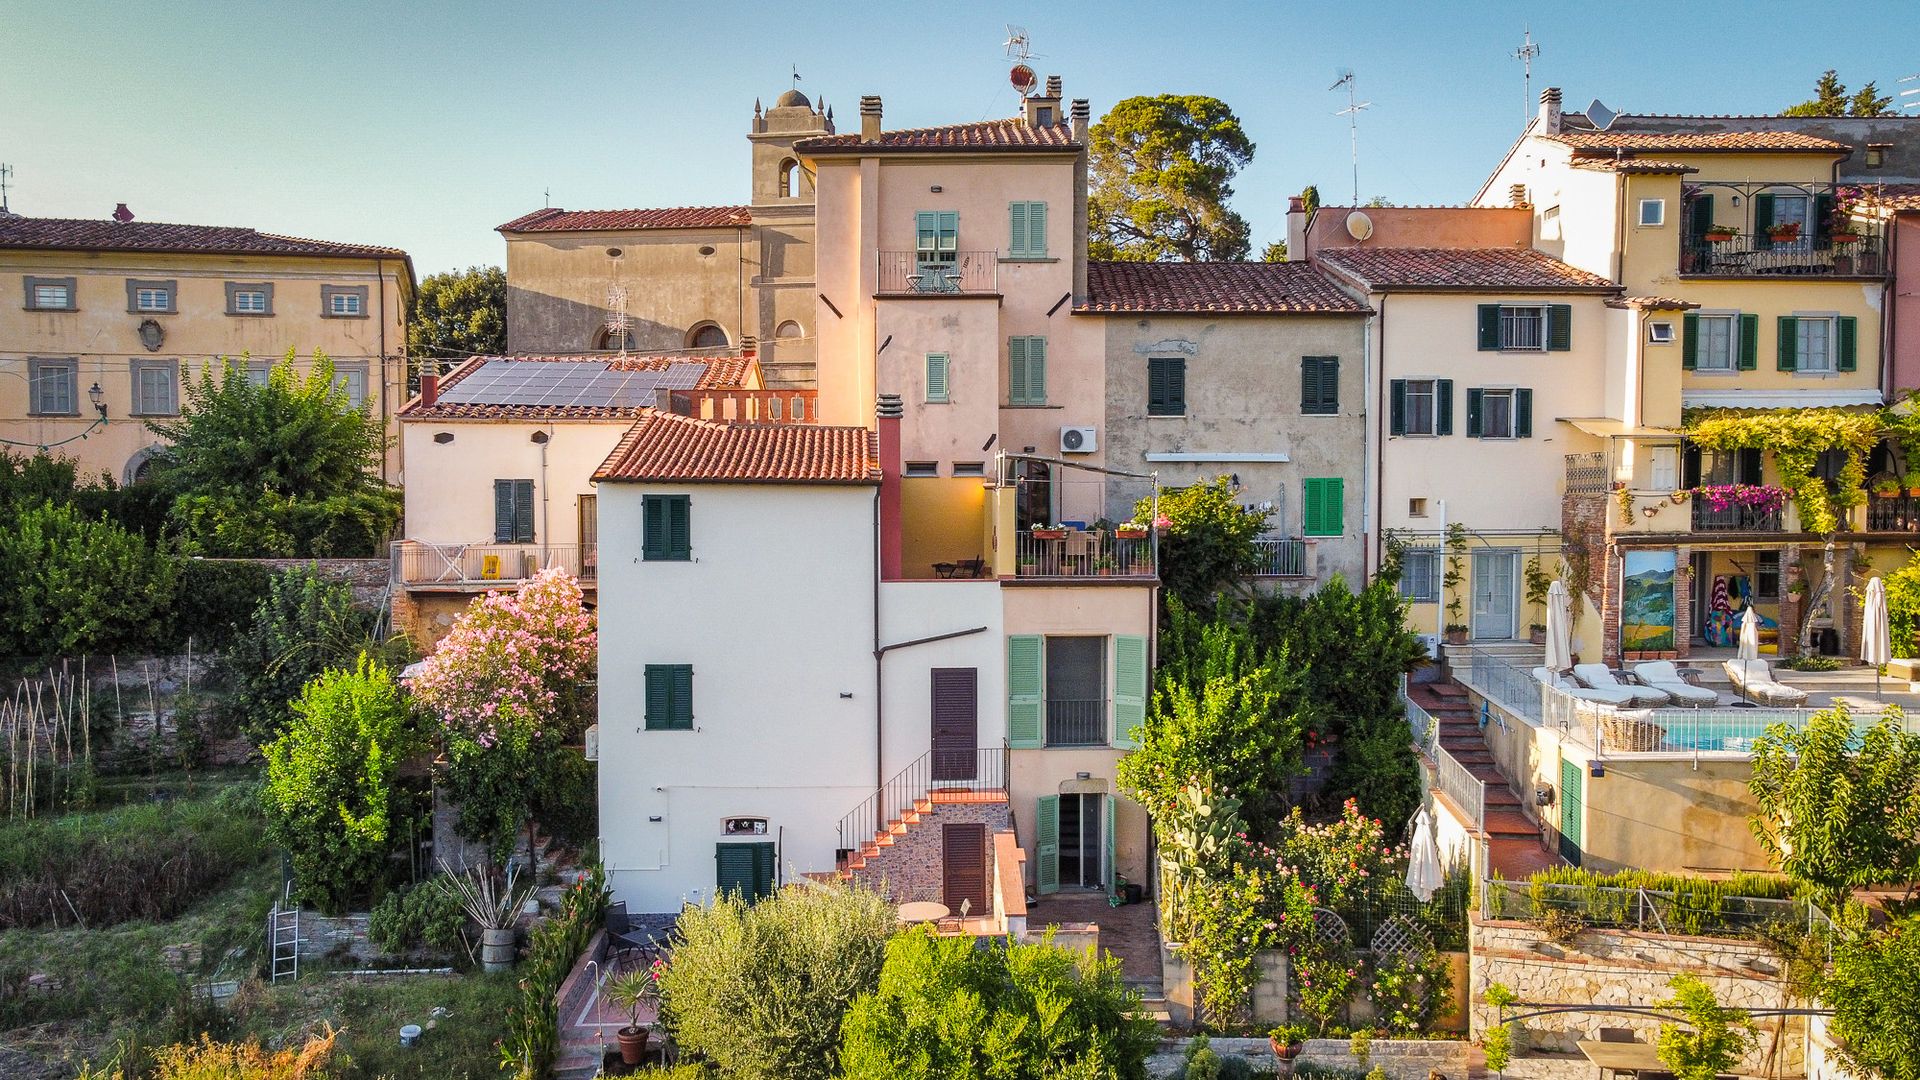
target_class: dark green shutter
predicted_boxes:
[1112,635,1147,749]
[716,844,756,897]
[1465,388,1485,438]
[1436,380,1454,435]
[752,842,776,899]
[1547,304,1572,351]
[1777,316,1798,371]
[494,480,515,543]
[1035,795,1060,895]
[1814,193,1837,244]
[513,480,534,543]
[1753,194,1776,250]
[1682,313,1700,370]
[1007,635,1043,748]
[1838,316,1858,372]
[1515,388,1534,438]
[1303,356,1338,414]
[672,665,693,727]
[1688,193,1714,247]
[1389,379,1407,435]
[1478,304,1501,350]
[1299,358,1318,414]
[1738,314,1759,371]
[644,665,670,729]
[643,495,690,560]
[1148,358,1183,416]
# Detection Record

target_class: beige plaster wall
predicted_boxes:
[1306,205,1531,253]
[1579,756,1770,874]
[504,228,755,354]
[399,418,630,547]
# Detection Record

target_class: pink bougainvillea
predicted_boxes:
[1691,483,1791,516]
[410,567,597,746]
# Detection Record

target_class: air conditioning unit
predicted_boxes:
[1060,426,1098,454]
[1415,634,1441,660]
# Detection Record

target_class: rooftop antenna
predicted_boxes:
[544,186,550,209]
[1512,28,1543,126]
[605,285,630,358]
[1901,72,1920,112]
[1330,70,1371,207]
[0,164,11,214]
[1005,25,1039,100]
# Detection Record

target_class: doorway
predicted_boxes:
[930,668,978,782]
[1056,793,1104,890]
[1013,459,1052,532]
[942,823,988,916]
[1471,550,1518,640]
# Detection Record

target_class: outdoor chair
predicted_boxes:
[1630,661,1719,707]
[1533,667,1637,707]
[604,901,652,964]
[1599,710,1668,752]
[1723,659,1810,707]
[1572,663,1672,708]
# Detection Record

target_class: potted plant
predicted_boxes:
[1524,555,1553,644]
[1767,221,1802,243]
[1873,476,1902,499]
[1115,519,1149,540]
[1030,523,1068,541]
[605,961,664,1066]
[1902,469,1920,497]
[1268,1022,1308,1061]
[435,861,536,973]
[1703,224,1739,243]
[1094,555,1115,575]
[1444,623,1470,645]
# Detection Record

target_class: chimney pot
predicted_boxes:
[1509,183,1528,208]
[1044,75,1062,98]
[420,373,439,407]
[860,95,883,142]
[741,334,758,358]
[1070,98,1089,141]
[876,393,904,420]
[112,202,134,223]
[1538,87,1563,135]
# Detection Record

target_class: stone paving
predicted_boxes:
[1027,890,1161,982]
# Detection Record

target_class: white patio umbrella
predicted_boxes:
[1545,579,1573,672]
[1405,808,1443,902]
[1863,575,1891,699]
[1735,606,1762,705]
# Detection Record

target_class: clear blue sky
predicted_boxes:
[6,0,1918,275]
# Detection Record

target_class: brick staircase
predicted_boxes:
[838,789,1010,900]
[1409,679,1563,878]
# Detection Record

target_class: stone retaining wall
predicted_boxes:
[848,799,1012,906]
[225,557,391,607]
[1296,1037,1472,1079]
[1160,942,1468,1033]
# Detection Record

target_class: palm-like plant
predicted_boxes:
[434,859,535,932]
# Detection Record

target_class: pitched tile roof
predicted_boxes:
[1570,158,1699,174]
[497,206,753,233]
[796,119,1078,154]
[1315,248,1620,293]
[1546,130,1849,153]
[1607,295,1700,311]
[401,354,754,421]
[1861,184,1920,211]
[1078,261,1368,314]
[0,214,405,259]
[594,412,880,485]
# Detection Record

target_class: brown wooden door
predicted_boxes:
[930,667,977,782]
[942,822,988,916]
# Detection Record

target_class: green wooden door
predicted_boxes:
[1035,795,1060,895]
[1104,794,1118,897]
[1558,758,1584,866]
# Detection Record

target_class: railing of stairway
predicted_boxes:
[837,744,1008,856]
[1401,676,1487,836]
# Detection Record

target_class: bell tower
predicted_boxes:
[750,89,832,207]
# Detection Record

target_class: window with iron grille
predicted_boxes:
[1501,305,1545,350]
[1399,549,1439,602]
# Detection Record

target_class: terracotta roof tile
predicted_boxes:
[1315,247,1619,293]
[1078,261,1367,314]
[594,412,880,485]
[796,119,1078,154]
[0,214,405,258]
[1862,184,1920,211]
[1545,130,1849,153]
[1570,158,1699,174]
[401,354,753,421]
[497,206,752,233]
[1607,295,1700,311]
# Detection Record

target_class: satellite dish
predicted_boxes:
[1586,99,1617,130]
[1010,64,1037,96]
[1345,210,1375,241]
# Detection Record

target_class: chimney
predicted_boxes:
[1508,184,1528,209]
[1026,76,1062,126]
[1538,87,1562,135]
[1044,75,1062,99]
[1070,98,1089,142]
[876,394,904,581]
[420,373,439,408]
[860,96,883,142]
[1286,196,1308,261]
[112,203,134,223]
[741,334,758,359]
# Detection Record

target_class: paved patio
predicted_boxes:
[1027,890,1162,983]
[1681,652,1920,712]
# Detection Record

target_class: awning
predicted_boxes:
[1683,388,1884,410]
[1559,417,1680,438]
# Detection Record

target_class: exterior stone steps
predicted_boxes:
[1483,809,1540,837]
[838,790,1010,880]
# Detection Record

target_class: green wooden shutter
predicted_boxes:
[1028,338,1047,404]
[1300,358,1320,414]
[916,211,939,251]
[1687,193,1714,247]
[1465,388,1485,438]
[1515,389,1534,438]
[1112,635,1147,749]
[644,665,670,729]
[716,844,756,897]
[1027,202,1047,257]
[1838,316,1858,372]
[668,495,690,559]
[937,211,958,252]
[1682,313,1700,370]
[1558,758,1584,859]
[1388,379,1406,435]
[1478,304,1501,350]
[752,842,777,900]
[1167,357,1184,414]
[1738,314,1759,370]
[513,480,535,543]
[671,665,693,728]
[1753,194,1776,250]
[1548,304,1572,351]
[1436,380,1454,435]
[494,480,515,543]
[1104,795,1118,896]
[926,354,949,402]
[1008,337,1029,404]
[1035,795,1060,895]
[1007,635,1043,748]
[1147,358,1170,415]
[1777,316,1798,371]
[1009,202,1029,256]
[1303,478,1343,537]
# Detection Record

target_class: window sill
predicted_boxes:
[1792,370,1844,378]
[24,307,77,314]
[1002,403,1060,410]
[1146,413,1187,420]
[26,412,82,419]
[226,311,276,318]
[321,313,371,320]
[1687,369,1740,376]
[128,309,178,316]
[999,256,1059,264]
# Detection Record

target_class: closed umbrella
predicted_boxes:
[1863,575,1891,699]
[1405,808,1443,902]
[1545,579,1573,672]
[1738,606,1761,661]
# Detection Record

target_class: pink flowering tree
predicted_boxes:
[412,568,597,869]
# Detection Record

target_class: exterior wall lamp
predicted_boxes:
[87,382,106,418]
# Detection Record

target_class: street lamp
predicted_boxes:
[87,382,106,418]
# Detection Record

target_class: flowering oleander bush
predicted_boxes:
[1690,484,1791,516]
[1366,949,1454,1035]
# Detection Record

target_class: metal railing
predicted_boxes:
[1402,678,1485,833]
[1250,537,1309,577]
[1045,698,1107,747]
[1012,531,1155,579]
[1463,650,1545,725]
[1402,677,1438,755]
[1867,492,1920,531]
[876,251,1000,295]
[1681,234,1886,278]
[390,541,596,587]
[1538,678,1831,756]
[1691,501,1783,533]
[1564,452,1610,495]
[837,745,1007,855]
[1482,878,1813,940]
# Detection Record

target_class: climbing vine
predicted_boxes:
[1684,407,1881,535]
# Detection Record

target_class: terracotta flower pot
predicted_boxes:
[1269,1035,1301,1060]
[617,1025,650,1066]
[1116,528,1148,540]
[1705,231,1735,243]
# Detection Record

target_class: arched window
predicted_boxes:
[687,323,729,350]
[779,159,802,198]
[597,327,634,351]
[774,320,803,339]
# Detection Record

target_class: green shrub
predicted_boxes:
[839,928,1159,1080]
[261,657,421,912]
[223,566,380,746]
[369,881,467,954]
[658,881,895,1080]
[170,559,276,650]
[168,489,402,558]
[0,502,180,658]
[1136,477,1271,611]
[500,865,608,1079]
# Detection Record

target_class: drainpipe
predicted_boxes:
[1372,293,1390,572]
[376,258,393,484]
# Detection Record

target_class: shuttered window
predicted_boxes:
[642,494,691,561]
[1301,355,1339,414]
[1112,635,1148,749]
[493,479,535,543]
[1302,477,1344,537]
[1008,336,1048,405]
[716,841,775,900]
[1147,357,1185,416]
[925,353,950,403]
[1479,303,1570,350]
[1006,635,1044,749]
[644,664,694,730]
[1465,388,1532,439]
[1388,379,1451,436]
[1008,201,1048,258]
[916,210,959,268]
[1034,795,1060,895]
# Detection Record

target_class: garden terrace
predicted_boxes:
[1480,867,1817,941]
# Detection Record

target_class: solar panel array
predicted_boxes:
[438,360,708,409]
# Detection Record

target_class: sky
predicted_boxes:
[6,0,1919,275]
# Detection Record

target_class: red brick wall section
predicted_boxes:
[1673,545,1693,661]
[848,799,1011,906]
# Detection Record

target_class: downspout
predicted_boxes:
[1372,293,1390,572]
[738,224,749,348]
[539,426,551,563]
[1612,178,1627,284]
[377,258,392,485]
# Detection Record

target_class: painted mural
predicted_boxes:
[1622,550,1677,652]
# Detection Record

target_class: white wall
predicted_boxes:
[400,419,631,546]
[877,581,1006,780]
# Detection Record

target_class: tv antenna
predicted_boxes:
[605,285,630,357]
[1330,70,1371,207]
[1901,72,1920,112]
[1512,28,1543,125]
[0,164,12,215]
[1005,25,1039,99]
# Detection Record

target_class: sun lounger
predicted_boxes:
[1630,661,1719,707]
[1534,666,1638,707]
[1722,659,1810,707]
[1572,663,1672,707]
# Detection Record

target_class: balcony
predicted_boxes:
[1012,530,1155,580]
[1690,502,1783,533]
[1250,537,1312,578]
[667,387,818,424]
[1677,183,1886,278]
[876,251,999,296]
[1044,698,1106,747]
[391,540,596,588]
[1680,234,1886,278]
[1868,493,1920,532]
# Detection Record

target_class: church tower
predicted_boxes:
[747,89,831,389]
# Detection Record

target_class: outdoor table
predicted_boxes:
[897,901,950,924]
[1577,1039,1668,1078]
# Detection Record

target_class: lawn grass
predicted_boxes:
[231,970,518,1080]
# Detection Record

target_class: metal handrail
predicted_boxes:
[1403,678,1485,833]
[837,745,1007,855]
